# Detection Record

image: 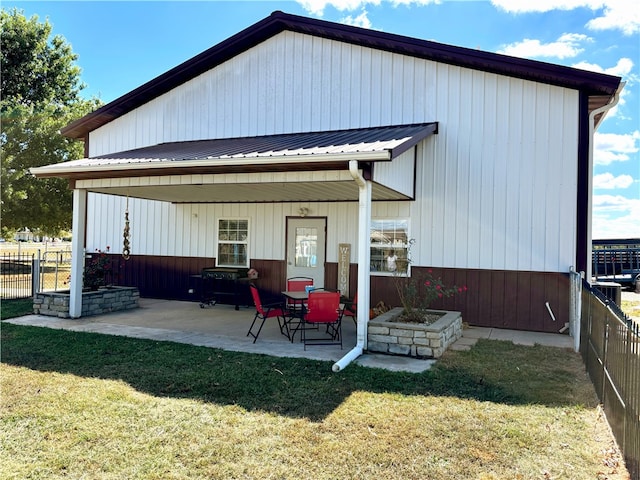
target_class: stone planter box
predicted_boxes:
[33,286,140,318]
[367,307,462,359]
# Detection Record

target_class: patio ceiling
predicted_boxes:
[80,177,411,203]
[35,123,437,203]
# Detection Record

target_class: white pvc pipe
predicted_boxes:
[333,346,363,372]
[333,160,371,372]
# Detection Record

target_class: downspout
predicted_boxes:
[332,160,372,372]
[586,83,624,283]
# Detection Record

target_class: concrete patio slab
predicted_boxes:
[4,298,575,372]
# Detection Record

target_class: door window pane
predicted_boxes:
[295,227,317,268]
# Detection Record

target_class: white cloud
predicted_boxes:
[491,0,603,10]
[490,0,639,35]
[593,172,635,189]
[572,57,635,78]
[592,195,640,239]
[389,0,440,5]
[340,10,373,28]
[586,0,640,35]
[593,131,640,166]
[295,0,440,16]
[295,0,379,16]
[497,33,590,59]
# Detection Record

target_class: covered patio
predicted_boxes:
[32,123,439,371]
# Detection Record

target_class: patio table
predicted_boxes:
[281,290,310,341]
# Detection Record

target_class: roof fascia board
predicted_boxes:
[30,150,390,178]
[388,122,438,159]
[61,14,283,139]
[276,11,620,94]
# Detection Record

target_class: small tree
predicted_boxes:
[0,8,101,236]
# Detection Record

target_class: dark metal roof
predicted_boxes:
[33,123,437,179]
[94,123,436,162]
[61,11,622,139]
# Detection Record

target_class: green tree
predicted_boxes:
[1,8,101,236]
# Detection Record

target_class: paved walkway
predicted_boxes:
[4,298,575,373]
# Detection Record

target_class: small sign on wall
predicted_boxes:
[338,243,351,297]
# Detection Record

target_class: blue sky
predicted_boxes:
[6,0,640,239]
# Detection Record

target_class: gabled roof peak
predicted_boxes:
[62,10,621,140]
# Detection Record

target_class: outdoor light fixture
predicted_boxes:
[298,207,310,217]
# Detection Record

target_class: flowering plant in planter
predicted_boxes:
[393,240,467,323]
[84,246,122,290]
[395,269,467,323]
[422,269,467,307]
[64,246,124,290]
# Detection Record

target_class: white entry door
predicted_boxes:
[286,217,326,288]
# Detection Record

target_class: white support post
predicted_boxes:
[31,250,41,295]
[69,188,87,318]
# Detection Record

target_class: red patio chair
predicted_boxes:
[287,277,314,291]
[285,276,314,314]
[301,289,343,350]
[341,290,357,326]
[247,285,289,343]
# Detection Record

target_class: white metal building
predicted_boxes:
[33,12,622,345]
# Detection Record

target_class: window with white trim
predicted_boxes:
[370,219,409,275]
[216,219,249,268]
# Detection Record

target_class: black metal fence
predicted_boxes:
[1,250,72,299]
[580,281,639,479]
[0,253,34,299]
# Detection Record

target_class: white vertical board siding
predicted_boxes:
[85,193,364,263]
[84,30,580,273]
[373,148,415,198]
[87,31,443,156]
[411,74,579,272]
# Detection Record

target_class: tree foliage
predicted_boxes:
[1,8,101,236]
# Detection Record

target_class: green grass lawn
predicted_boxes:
[1,322,628,479]
[1,298,33,320]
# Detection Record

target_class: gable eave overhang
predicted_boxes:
[30,152,388,180]
[61,11,621,140]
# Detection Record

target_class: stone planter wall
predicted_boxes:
[33,286,140,318]
[367,307,462,358]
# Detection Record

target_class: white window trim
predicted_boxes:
[216,217,250,268]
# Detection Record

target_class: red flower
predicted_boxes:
[436,285,441,290]
[425,281,431,286]
[438,293,443,298]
